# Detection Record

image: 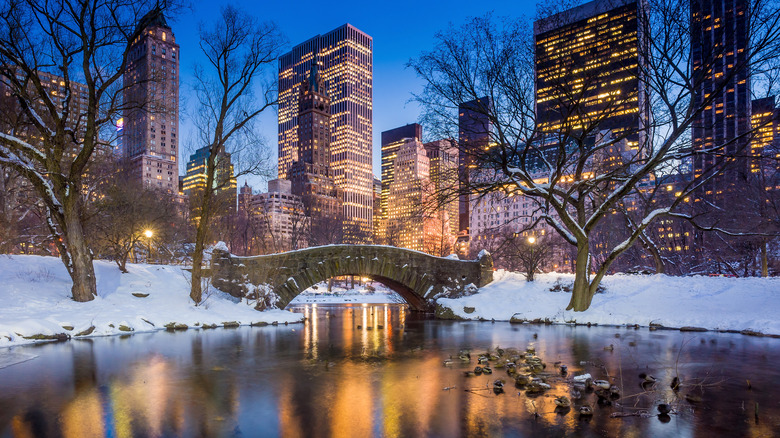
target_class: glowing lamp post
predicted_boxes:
[144,229,153,264]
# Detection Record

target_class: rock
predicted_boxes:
[132,293,150,298]
[463,306,476,314]
[61,325,74,331]
[164,322,188,331]
[250,321,269,327]
[75,326,96,336]
[509,314,526,324]
[118,325,133,332]
[435,304,464,320]
[222,321,240,328]
[740,330,764,337]
[680,326,708,332]
[21,333,69,341]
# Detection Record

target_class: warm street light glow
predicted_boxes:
[528,236,536,244]
[144,230,153,238]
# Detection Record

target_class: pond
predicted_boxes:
[1,303,778,437]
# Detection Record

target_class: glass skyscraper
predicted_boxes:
[278,24,373,242]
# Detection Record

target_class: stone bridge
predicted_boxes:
[211,245,493,311]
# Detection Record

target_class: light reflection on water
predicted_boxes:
[1,303,779,437]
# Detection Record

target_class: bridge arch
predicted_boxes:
[211,245,493,311]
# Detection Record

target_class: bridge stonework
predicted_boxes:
[211,245,493,311]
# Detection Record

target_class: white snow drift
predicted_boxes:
[438,270,780,334]
[0,255,302,348]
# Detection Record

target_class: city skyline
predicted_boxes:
[167,0,530,190]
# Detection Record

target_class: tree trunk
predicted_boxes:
[761,240,768,277]
[63,202,97,302]
[116,253,129,274]
[651,247,665,275]
[567,241,593,311]
[191,188,214,304]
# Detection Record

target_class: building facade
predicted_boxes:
[750,96,780,192]
[278,24,373,241]
[288,63,343,246]
[122,11,180,192]
[251,179,309,253]
[182,146,237,222]
[386,138,433,252]
[424,139,460,240]
[380,123,423,224]
[691,0,751,205]
[458,98,492,236]
[534,0,648,148]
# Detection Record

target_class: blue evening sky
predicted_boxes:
[172,0,531,189]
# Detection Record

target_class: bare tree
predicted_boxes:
[409,2,780,311]
[0,1,180,301]
[88,161,185,272]
[188,5,285,303]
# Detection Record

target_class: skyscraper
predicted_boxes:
[380,123,422,224]
[278,24,373,241]
[750,96,780,192]
[458,97,492,235]
[122,10,179,192]
[534,0,648,147]
[386,138,433,252]
[691,0,751,203]
[182,146,237,221]
[424,139,459,239]
[288,62,343,243]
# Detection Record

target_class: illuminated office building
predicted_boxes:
[386,138,433,252]
[691,0,750,203]
[750,96,780,192]
[288,62,343,234]
[458,97,492,235]
[122,10,179,192]
[373,176,382,239]
[424,139,459,238]
[380,123,422,225]
[534,0,648,147]
[278,24,373,241]
[182,146,237,220]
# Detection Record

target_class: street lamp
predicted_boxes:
[144,229,153,264]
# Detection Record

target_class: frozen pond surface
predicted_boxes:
[1,303,779,437]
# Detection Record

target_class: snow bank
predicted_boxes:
[288,281,404,305]
[438,270,780,335]
[0,255,302,348]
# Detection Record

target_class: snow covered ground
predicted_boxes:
[438,270,780,335]
[0,255,302,349]
[2,254,779,349]
[288,282,404,305]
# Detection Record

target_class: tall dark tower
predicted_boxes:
[691,0,751,204]
[296,62,331,169]
[289,62,343,242]
[458,97,492,235]
[122,9,180,192]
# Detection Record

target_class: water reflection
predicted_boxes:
[1,304,779,437]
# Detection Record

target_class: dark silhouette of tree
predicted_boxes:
[188,6,284,304]
[409,2,780,310]
[0,1,180,301]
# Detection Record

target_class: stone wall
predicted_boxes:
[211,245,493,311]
